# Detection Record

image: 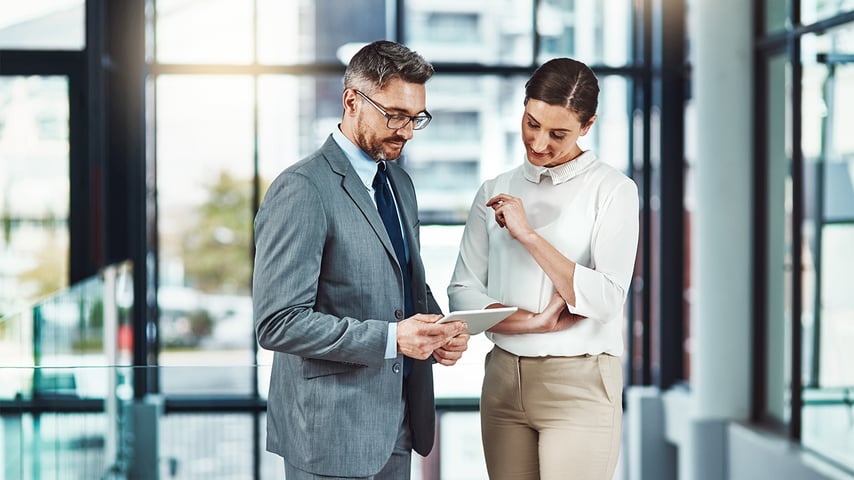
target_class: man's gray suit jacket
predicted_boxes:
[253,135,442,477]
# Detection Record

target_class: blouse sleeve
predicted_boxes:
[447,182,499,311]
[570,178,640,322]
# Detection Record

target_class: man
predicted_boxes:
[253,40,470,479]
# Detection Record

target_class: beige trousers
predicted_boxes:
[480,346,623,480]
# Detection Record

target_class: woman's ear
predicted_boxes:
[580,114,598,136]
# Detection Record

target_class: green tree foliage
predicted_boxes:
[17,221,67,299]
[187,308,213,338]
[181,171,253,295]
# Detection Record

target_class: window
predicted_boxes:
[146,0,641,476]
[799,23,854,470]
[406,0,534,65]
[0,76,70,315]
[764,52,792,425]
[801,0,854,26]
[155,0,254,64]
[155,74,256,393]
[0,0,85,50]
[538,0,632,66]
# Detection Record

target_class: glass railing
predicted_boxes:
[0,262,489,479]
[1,262,134,479]
[0,365,277,479]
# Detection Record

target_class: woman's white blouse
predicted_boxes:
[447,151,639,357]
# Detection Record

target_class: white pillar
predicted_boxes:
[689,0,753,419]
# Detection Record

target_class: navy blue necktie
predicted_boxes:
[373,162,414,376]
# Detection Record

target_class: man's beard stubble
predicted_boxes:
[355,126,406,162]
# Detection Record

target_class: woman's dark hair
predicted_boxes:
[344,40,434,91]
[524,58,599,125]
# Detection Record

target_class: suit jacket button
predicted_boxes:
[392,363,401,374]
[394,309,404,320]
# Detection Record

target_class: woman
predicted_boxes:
[447,58,639,480]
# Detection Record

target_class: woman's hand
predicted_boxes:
[486,192,579,308]
[486,294,585,334]
[531,293,584,333]
[487,194,535,241]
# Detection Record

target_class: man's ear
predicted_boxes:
[342,89,359,115]
[580,114,598,136]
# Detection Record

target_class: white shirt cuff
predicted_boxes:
[385,323,397,359]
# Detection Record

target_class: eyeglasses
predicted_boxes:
[354,89,432,130]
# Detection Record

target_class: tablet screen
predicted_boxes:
[437,307,518,334]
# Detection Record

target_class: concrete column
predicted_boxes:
[2,415,23,480]
[626,387,678,480]
[627,2,754,478]
[689,0,753,420]
[128,396,162,480]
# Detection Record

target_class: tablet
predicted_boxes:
[437,307,518,334]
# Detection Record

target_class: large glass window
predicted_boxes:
[155,0,254,64]
[800,23,854,470]
[257,0,389,65]
[404,0,633,67]
[1,0,653,477]
[155,74,256,394]
[405,0,534,66]
[802,0,854,26]
[407,75,525,223]
[152,0,636,391]
[764,53,792,425]
[257,75,335,187]
[0,0,85,50]
[148,0,640,476]
[0,76,70,316]
[538,0,632,67]
[151,2,393,397]
[765,0,790,34]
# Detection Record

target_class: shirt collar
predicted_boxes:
[332,126,380,190]
[522,150,597,185]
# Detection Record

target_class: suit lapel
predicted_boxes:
[321,137,400,269]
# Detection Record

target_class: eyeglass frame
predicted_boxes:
[353,89,432,130]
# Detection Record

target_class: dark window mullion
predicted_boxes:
[788,30,804,444]
[750,0,769,420]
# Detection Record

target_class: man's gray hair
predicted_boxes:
[343,40,434,92]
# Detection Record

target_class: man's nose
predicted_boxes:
[396,121,415,140]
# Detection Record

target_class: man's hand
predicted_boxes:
[432,332,470,366]
[397,314,468,360]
